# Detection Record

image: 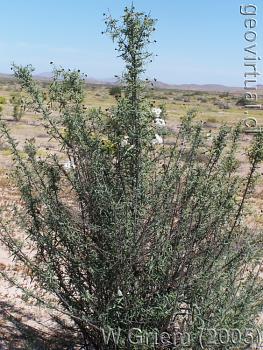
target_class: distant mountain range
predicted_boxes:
[1,72,262,93]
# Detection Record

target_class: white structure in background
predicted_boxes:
[152,133,163,145]
[63,160,76,171]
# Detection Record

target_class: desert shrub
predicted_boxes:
[0,96,6,104]
[158,94,169,100]
[173,95,184,102]
[220,102,230,109]
[205,116,218,123]
[198,96,208,103]
[215,100,231,109]
[0,6,263,350]
[183,91,203,97]
[164,91,172,96]
[220,92,230,98]
[109,85,122,97]
[236,96,255,106]
[10,93,26,121]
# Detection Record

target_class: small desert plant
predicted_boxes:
[10,93,26,121]
[174,95,184,102]
[215,100,231,110]
[158,94,169,100]
[0,96,6,113]
[205,116,218,123]
[236,96,255,106]
[198,96,208,103]
[0,5,263,350]
[0,96,6,104]
[109,85,122,97]
[220,92,230,98]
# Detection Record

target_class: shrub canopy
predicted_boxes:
[0,5,263,350]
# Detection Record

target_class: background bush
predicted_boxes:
[0,96,6,104]
[109,86,122,97]
[10,93,26,121]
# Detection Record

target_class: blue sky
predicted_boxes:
[0,0,262,86]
